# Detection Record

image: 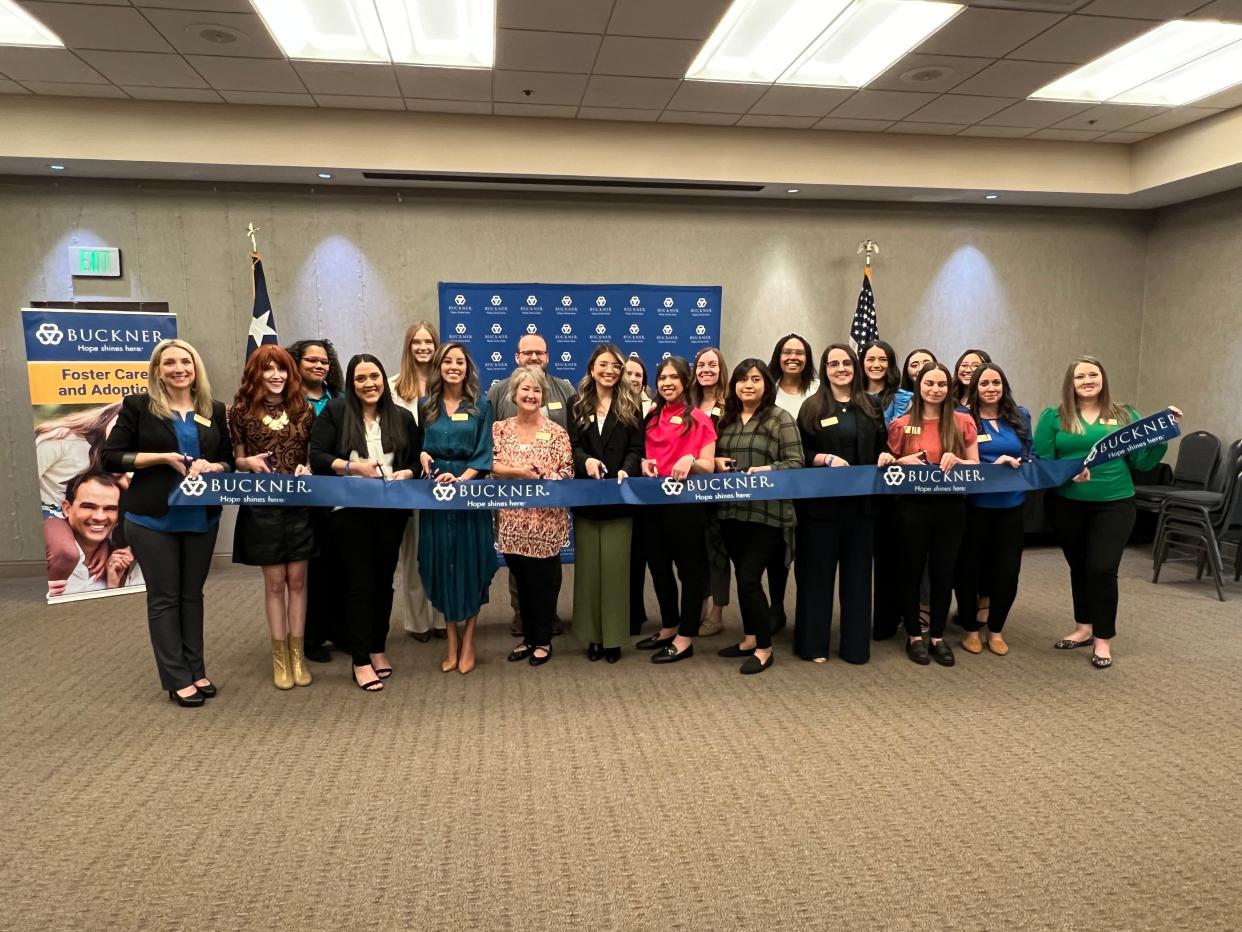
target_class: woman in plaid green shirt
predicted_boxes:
[711,358,804,674]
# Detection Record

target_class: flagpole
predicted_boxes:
[856,238,879,269]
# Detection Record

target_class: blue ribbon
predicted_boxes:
[1082,408,1180,466]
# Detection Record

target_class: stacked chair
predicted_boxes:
[1134,430,1221,513]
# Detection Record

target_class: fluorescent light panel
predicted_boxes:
[1031,19,1242,105]
[249,0,493,67]
[0,0,62,47]
[780,0,962,88]
[686,0,851,84]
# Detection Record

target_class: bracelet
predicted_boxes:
[344,461,351,475]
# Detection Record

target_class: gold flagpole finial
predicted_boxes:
[246,222,261,254]
[857,239,880,267]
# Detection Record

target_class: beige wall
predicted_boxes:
[0,180,1161,562]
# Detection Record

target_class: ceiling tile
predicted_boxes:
[495,29,602,74]
[1028,128,1106,141]
[219,90,315,106]
[1189,1,1242,19]
[19,3,173,52]
[581,74,677,108]
[956,124,1033,138]
[1078,0,1201,17]
[1008,15,1156,64]
[493,69,587,105]
[979,98,1091,127]
[23,81,128,97]
[868,53,994,94]
[139,9,283,59]
[497,0,614,33]
[29,0,127,5]
[747,85,852,117]
[76,50,208,87]
[493,102,577,117]
[577,106,660,122]
[666,81,767,113]
[0,47,105,83]
[186,55,304,92]
[405,98,492,114]
[607,0,731,40]
[1193,84,1242,110]
[827,90,938,121]
[314,95,403,110]
[123,85,222,101]
[293,62,399,96]
[1094,131,1152,143]
[1050,103,1165,132]
[133,0,255,10]
[0,79,31,93]
[917,9,1064,58]
[657,110,739,125]
[736,114,818,128]
[813,117,895,132]
[949,59,1073,97]
[593,36,701,79]
[1121,108,1221,133]
[887,122,963,135]
[905,94,1015,124]
[395,66,492,101]
[966,0,1091,9]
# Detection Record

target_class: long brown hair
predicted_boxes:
[906,362,965,458]
[420,341,481,427]
[1058,355,1131,433]
[690,347,728,410]
[799,343,877,434]
[35,402,123,472]
[394,320,439,402]
[573,343,641,429]
[232,344,307,421]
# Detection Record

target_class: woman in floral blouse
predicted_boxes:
[491,367,573,666]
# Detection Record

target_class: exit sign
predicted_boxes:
[69,246,122,278]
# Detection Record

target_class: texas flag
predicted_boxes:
[246,253,279,360]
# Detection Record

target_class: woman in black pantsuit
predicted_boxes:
[793,344,886,664]
[101,339,232,707]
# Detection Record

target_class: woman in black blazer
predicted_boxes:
[567,344,645,663]
[101,339,232,707]
[309,353,422,692]
[793,344,887,665]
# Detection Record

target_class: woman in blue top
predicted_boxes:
[954,363,1029,657]
[417,342,497,676]
[859,339,912,427]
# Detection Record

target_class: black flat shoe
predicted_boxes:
[1090,653,1113,669]
[587,642,604,662]
[740,653,773,675]
[906,638,931,666]
[604,647,621,664]
[928,639,955,667]
[508,644,533,662]
[529,646,552,667]
[194,681,217,699]
[408,630,432,642]
[1054,636,1095,650]
[717,643,755,658]
[651,644,693,664]
[304,643,332,663]
[635,634,674,650]
[168,689,204,707]
[434,628,447,640]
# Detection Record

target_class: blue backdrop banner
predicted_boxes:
[438,282,723,390]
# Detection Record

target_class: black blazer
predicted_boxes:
[101,392,233,519]
[309,398,423,477]
[566,400,645,521]
[797,404,886,520]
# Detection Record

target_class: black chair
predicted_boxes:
[1135,430,1221,514]
[1152,447,1242,601]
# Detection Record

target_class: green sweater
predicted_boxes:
[1033,406,1167,502]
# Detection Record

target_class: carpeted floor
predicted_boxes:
[0,545,1239,931]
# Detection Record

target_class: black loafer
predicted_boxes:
[168,689,205,707]
[717,643,755,658]
[651,644,693,664]
[507,644,533,662]
[740,653,773,675]
[195,680,218,699]
[929,639,955,667]
[304,643,332,663]
[604,647,621,664]
[586,642,604,662]
[636,634,674,650]
[906,638,930,665]
[408,630,432,643]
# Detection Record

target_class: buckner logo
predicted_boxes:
[696,297,707,309]
[491,295,502,306]
[594,323,606,335]
[526,323,538,334]
[662,324,673,335]
[35,322,64,345]
[661,477,684,496]
[561,323,572,335]
[490,351,503,363]
[179,474,207,497]
[695,324,706,336]
[595,296,606,307]
[663,298,674,308]
[561,352,572,363]
[490,323,503,334]
[629,323,640,335]
[561,296,572,307]
[526,295,538,306]
[661,352,671,360]
[629,296,640,307]
[455,323,467,335]
[432,483,457,502]
[454,294,465,306]
[883,465,905,487]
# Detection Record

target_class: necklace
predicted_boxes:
[261,410,289,431]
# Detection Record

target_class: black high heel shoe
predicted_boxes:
[604,647,621,664]
[587,642,604,662]
[168,688,205,708]
[195,680,218,698]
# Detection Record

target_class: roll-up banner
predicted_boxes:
[23,307,178,604]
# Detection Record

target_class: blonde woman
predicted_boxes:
[389,320,446,642]
[101,340,232,707]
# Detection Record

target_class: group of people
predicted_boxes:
[89,324,1179,706]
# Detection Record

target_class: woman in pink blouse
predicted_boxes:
[491,367,573,666]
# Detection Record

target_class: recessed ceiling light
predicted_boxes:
[686,0,852,84]
[318,172,333,179]
[249,0,493,67]
[1030,19,1242,105]
[984,193,998,200]
[0,0,63,47]
[779,0,963,88]
[786,188,800,193]
[49,164,66,171]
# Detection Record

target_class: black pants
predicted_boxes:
[872,498,903,640]
[505,553,559,647]
[766,550,789,624]
[644,503,709,638]
[125,519,219,691]
[1048,495,1136,640]
[629,514,649,634]
[305,509,345,650]
[332,508,406,666]
[720,520,782,650]
[894,497,966,639]
[955,503,1025,633]
[794,508,874,663]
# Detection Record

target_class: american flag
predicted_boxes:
[246,254,279,360]
[849,265,878,351]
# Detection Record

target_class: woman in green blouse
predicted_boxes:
[1033,356,1181,669]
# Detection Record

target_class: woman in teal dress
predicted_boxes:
[418,341,497,675]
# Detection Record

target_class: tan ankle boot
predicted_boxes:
[271,638,294,690]
[288,635,313,687]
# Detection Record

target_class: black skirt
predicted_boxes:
[232,505,316,566]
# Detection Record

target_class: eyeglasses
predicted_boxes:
[824,360,852,370]
[518,349,548,359]
[780,349,806,358]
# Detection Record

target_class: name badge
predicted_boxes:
[535,431,551,441]
[711,407,722,417]
[904,426,921,435]
[669,415,683,425]
[451,412,469,422]
[820,416,839,427]
[547,401,563,411]
[193,413,212,427]
[1101,418,1117,426]
[977,434,992,443]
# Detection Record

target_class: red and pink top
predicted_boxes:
[887,411,978,463]
[644,403,717,476]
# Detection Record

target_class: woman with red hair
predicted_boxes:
[229,345,317,690]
